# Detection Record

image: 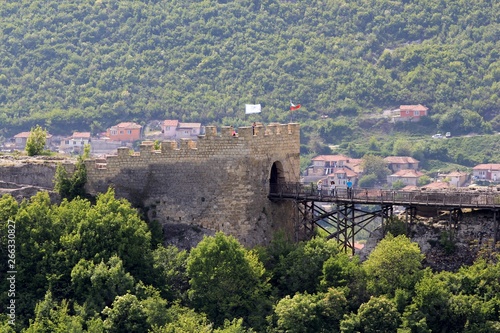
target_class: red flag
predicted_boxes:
[290,101,301,111]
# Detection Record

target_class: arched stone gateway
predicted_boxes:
[269,161,286,194]
[85,123,301,247]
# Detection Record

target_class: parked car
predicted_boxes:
[445,132,451,138]
[432,133,443,139]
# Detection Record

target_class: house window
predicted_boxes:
[405,110,410,114]
[127,130,132,134]
[65,140,70,145]
[111,130,117,135]
[414,111,420,116]
[120,131,124,134]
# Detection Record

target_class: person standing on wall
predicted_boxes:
[252,122,256,135]
[346,178,353,199]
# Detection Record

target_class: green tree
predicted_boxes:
[61,188,153,283]
[341,296,401,333]
[273,287,348,333]
[24,292,84,333]
[53,157,87,201]
[0,315,16,333]
[392,179,406,190]
[363,234,424,296]
[393,138,413,156]
[151,305,213,333]
[361,154,391,183]
[102,294,149,333]
[402,271,456,333]
[358,174,378,188]
[25,125,47,156]
[319,251,367,310]
[151,245,189,301]
[273,292,323,333]
[273,237,341,296]
[71,256,135,316]
[187,232,270,329]
[417,175,431,186]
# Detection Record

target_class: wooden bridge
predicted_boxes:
[269,183,500,253]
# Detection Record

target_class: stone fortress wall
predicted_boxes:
[84,123,301,247]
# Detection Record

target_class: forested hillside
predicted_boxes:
[1,0,499,138]
[1,191,499,332]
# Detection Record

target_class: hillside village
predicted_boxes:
[303,153,500,191]
[4,120,203,156]
[3,107,500,192]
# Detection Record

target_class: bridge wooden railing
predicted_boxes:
[269,182,500,209]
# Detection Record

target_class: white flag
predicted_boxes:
[245,104,261,114]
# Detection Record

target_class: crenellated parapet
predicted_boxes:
[85,123,300,171]
[84,122,301,247]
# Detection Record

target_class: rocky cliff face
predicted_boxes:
[0,155,74,202]
[0,155,71,188]
[358,209,499,271]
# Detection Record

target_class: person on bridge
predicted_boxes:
[317,180,323,197]
[330,180,336,196]
[346,178,353,198]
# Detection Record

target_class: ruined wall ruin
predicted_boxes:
[84,123,301,247]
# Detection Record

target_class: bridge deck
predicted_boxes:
[269,183,500,209]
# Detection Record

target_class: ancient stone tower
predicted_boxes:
[85,123,301,247]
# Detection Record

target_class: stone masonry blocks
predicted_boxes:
[85,123,301,247]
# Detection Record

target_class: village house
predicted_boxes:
[472,163,500,182]
[329,168,358,187]
[59,132,91,154]
[161,120,179,139]
[438,171,469,187]
[306,155,352,176]
[13,131,53,150]
[387,169,425,187]
[106,122,142,141]
[389,104,429,122]
[384,156,420,173]
[176,122,203,139]
[160,120,203,140]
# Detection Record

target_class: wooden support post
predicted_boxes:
[494,210,498,246]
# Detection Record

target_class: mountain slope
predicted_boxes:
[0,0,499,136]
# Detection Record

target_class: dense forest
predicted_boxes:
[0,0,499,142]
[1,190,499,332]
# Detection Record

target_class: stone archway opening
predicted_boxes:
[270,161,285,194]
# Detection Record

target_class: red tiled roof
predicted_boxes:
[178,122,201,128]
[402,185,420,191]
[14,132,31,138]
[163,120,179,127]
[421,182,450,190]
[72,132,91,138]
[312,155,350,162]
[446,171,468,177]
[113,122,142,129]
[400,104,429,111]
[473,163,500,171]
